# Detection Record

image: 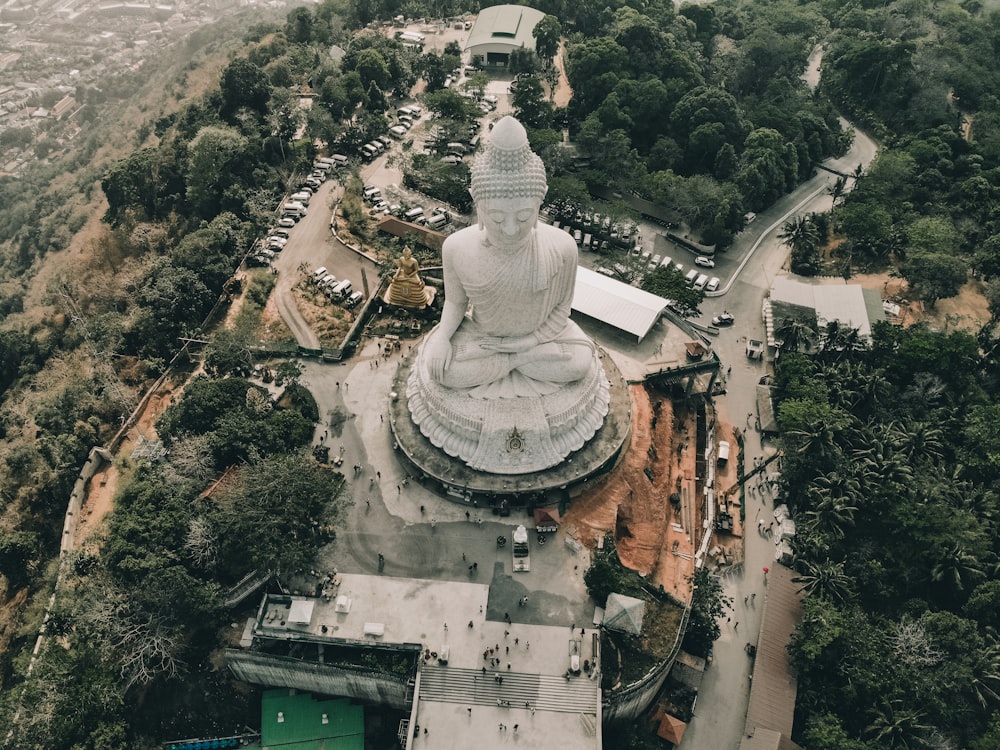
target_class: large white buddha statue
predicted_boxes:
[406,116,609,474]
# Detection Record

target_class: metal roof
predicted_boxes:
[572,267,668,341]
[768,276,885,342]
[741,565,803,749]
[465,4,545,53]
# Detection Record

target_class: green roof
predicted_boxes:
[261,690,364,750]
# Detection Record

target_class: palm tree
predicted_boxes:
[786,417,843,463]
[792,559,854,604]
[894,422,946,465]
[968,637,1000,709]
[803,486,859,541]
[854,440,914,489]
[779,215,821,254]
[774,316,819,354]
[828,175,848,206]
[864,700,933,749]
[819,321,867,360]
[780,215,822,275]
[930,544,985,592]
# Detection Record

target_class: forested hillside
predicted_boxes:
[772,1,1000,748]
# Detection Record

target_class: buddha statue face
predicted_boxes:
[479,196,541,250]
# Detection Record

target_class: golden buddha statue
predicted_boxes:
[384,246,434,309]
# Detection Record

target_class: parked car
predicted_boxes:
[712,312,735,326]
[277,217,296,228]
[706,277,720,292]
[695,256,716,268]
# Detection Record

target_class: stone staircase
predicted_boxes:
[418,665,598,714]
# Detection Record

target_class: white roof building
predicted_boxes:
[572,266,668,342]
[465,4,545,67]
[763,276,885,349]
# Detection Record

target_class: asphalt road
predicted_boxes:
[675,123,879,750]
[270,176,385,349]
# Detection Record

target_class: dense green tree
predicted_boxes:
[641,265,705,310]
[565,37,628,113]
[532,14,561,64]
[212,453,345,576]
[973,234,1000,280]
[905,216,962,256]
[793,560,854,604]
[511,75,552,130]
[219,58,271,120]
[900,251,968,306]
[184,125,251,218]
[683,567,730,658]
[285,6,314,44]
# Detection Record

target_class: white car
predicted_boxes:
[695,256,716,268]
[277,217,296,228]
[706,277,720,292]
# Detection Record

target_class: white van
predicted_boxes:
[282,201,307,217]
[329,154,349,168]
[694,273,709,290]
[345,290,364,308]
[404,207,425,222]
[291,191,311,205]
[312,266,327,282]
[331,279,352,299]
[426,213,448,230]
[389,125,408,139]
[685,268,699,285]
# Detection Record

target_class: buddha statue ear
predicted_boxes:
[471,189,484,230]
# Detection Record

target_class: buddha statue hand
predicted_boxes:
[479,334,538,354]
[424,333,453,382]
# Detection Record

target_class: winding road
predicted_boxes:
[677,45,878,750]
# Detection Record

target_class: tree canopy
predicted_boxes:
[775,317,1000,748]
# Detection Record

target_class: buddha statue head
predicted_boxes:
[471,117,548,248]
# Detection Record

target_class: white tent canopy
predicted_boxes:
[603,593,646,634]
[573,267,668,341]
